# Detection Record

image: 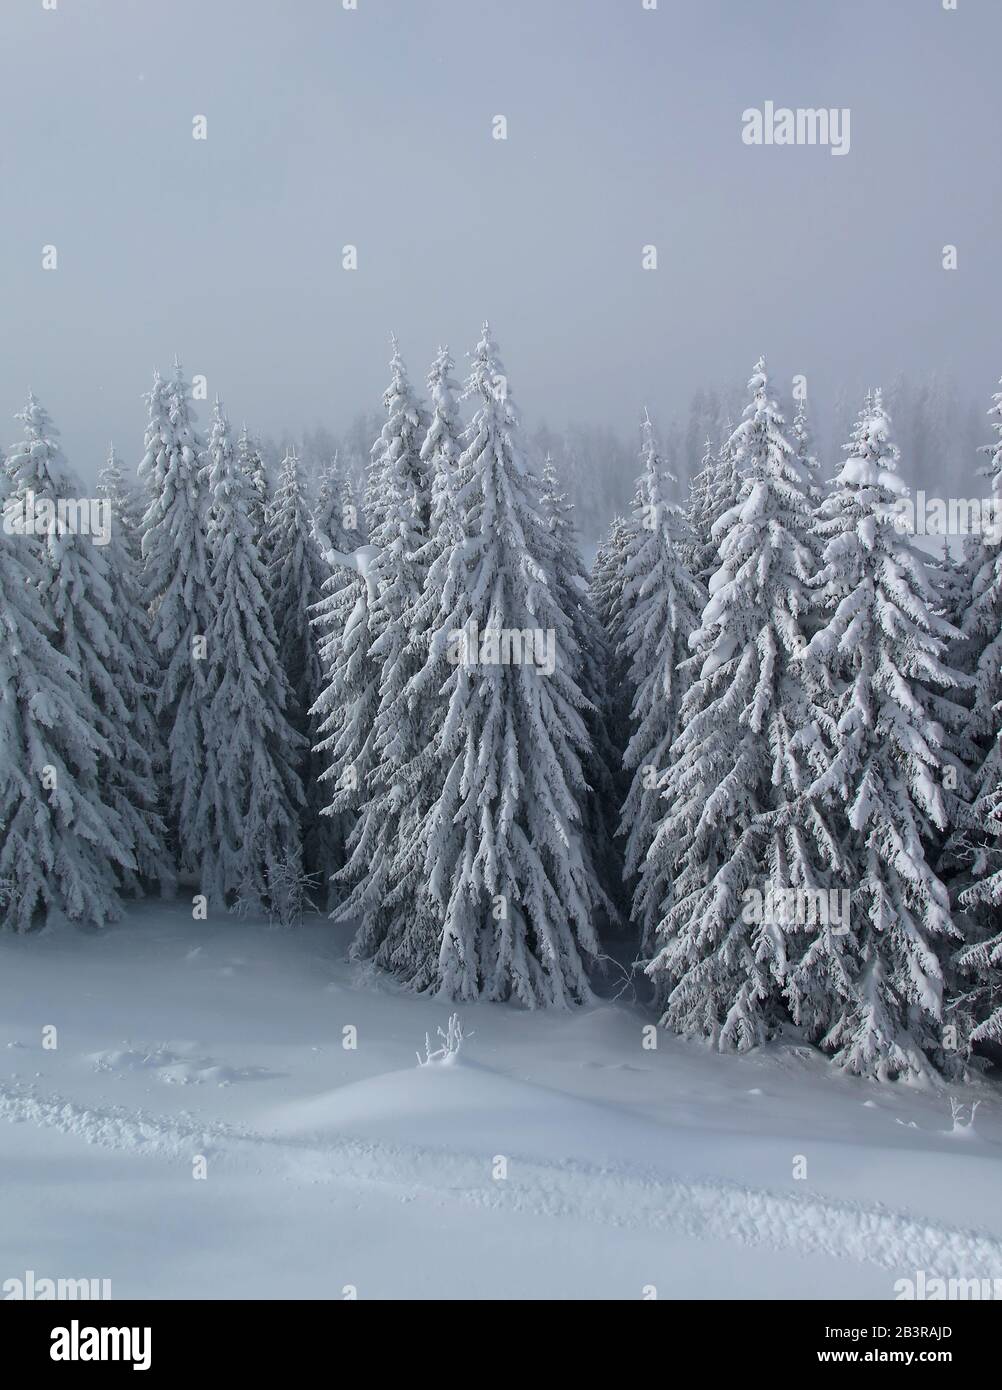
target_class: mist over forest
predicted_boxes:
[268,366,987,544]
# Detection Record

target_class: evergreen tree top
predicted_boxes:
[830,394,921,533]
[98,441,126,493]
[204,399,244,522]
[7,391,76,495]
[420,346,462,538]
[421,347,461,456]
[367,338,431,540]
[637,410,678,509]
[464,321,514,416]
[725,357,799,487]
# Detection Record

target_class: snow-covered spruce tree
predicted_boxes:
[929,536,972,638]
[266,446,330,879]
[361,337,430,542]
[687,431,741,588]
[341,345,464,983]
[96,445,173,895]
[618,414,706,954]
[956,780,1002,1047]
[590,512,636,767]
[791,396,824,508]
[200,400,306,910]
[101,441,146,541]
[344,473,365,541]
[954,377,1002,1046]
[683,439,713,576]
[311,552,377,913]
[400,325,604,1006]
[795,392,966,1081]
[139,362,215,879]
[324,453,366,545]
[419,348,463,540]
[333,343,435,960]
[923,536,978,868]
[645,360,838,1050]
[310,448,384,911]
[0,398,135,928]
[790,395,827,580]
[313,451,363,558]
[956,383,1002,819]
[592,515,632,651]
[540,452,624,912]
[237,425,271,553]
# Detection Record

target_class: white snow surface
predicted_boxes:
[2,902,1001,1300]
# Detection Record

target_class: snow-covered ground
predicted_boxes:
[2,903,1000,1300]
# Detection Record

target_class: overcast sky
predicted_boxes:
[1,0,999,480]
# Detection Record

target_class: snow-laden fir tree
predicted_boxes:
[922,536,978,868]
[333,343,435,960]
[956,778,1002,1047]
[791,396,824,507]
[419,347,463,528]
[592,516,632,650]
[930,536,975,636]
[362,337,430,541]
[314,451,364,557]
[102,441,146,539]
[687,431,741,587]
[344,474,364,541]
[684,389,720,486]
[311,454,381,910]
[618,413,705,954]
[266,446,331,880]
[590,512,636,765]
[0,398,136,928]
[954,376,1002,1046]
[646,360,837,1049]
[96,444,173,895]
[331,459,366,543]
[237,425,271,553]
[97,444,136,544]
[683,440,714,576]
[307,452,366,903]
[796,391,965,1081]
[540,452,624,912]
[200,400,306,910]
[0,530,122,929]
[956,380,1002,821]
[139,362,215,879]
[342,346,465,983]
[400,325,603,1005]
[790,395,827,583]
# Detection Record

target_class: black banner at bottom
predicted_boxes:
[0,1299,988,1375]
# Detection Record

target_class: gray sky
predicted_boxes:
[1,0,999,480]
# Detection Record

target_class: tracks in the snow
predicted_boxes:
[2,1077,1001,1282]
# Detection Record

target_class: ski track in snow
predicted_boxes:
[3,1077,1000,1281]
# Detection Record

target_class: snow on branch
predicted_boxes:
[416,1013,470,1067]
[319,541,382,601]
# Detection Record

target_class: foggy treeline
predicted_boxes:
[259,371,987,545]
